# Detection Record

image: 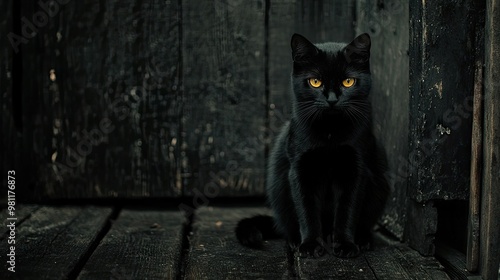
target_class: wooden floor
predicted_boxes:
[0,204,452,279]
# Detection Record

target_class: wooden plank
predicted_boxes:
[18,1,41,199]
[480,1,500,279]
[396,245,450,280]
[356,0,409,240]
[185,207,289,279]
[78,208,184,279]
[405,200,437,256]
[466,1,486,267]
[181,1,267,196]
[296,253,376,279]
[408,0,485,202]
[24,0,181,199]
[268,0,297,146]
[365,247,412,279]
[436,244,475,280]
[465,1,487,270]
[17,0,58,200]
[467,59,484,272]
[296,231,448,280]
[293,0,355,42]
[0,206,113,279]
[0,204,40,237]
[366,245,449,280]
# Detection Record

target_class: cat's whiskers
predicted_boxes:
[296,109,317,127]
[350,108,370,127]
[344,107,363,127]
[339,100,371,127]
[295,101,323,127]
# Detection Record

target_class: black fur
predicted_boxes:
[236,33,389,258]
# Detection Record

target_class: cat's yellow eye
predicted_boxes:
[309,78,322,88]
[342,78,356,88]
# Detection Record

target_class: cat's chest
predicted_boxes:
[297,145,358,173]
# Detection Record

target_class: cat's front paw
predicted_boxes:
[298,240,325,258]
[333,241,360,258]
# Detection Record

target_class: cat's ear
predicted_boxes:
[291,34,319,63]
[343,33,371,63]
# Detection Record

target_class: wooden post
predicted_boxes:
[466,0,486,271]
[466,20,486,271]
[480,0,500,279]
[466,60,483,272]
[356,0,410,241]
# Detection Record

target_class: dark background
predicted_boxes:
[1,0,486,258]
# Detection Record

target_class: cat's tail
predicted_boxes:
[235,215,281,248]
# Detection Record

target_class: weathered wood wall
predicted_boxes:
[356,0,409,240]
[17,0,182,199]
[182,1,266,197]
[409,0,484,202]
[3,0,361,200]
[408,0,485,255]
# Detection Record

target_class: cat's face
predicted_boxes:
[290,34,372,126]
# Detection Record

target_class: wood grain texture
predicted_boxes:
[26,0,182,199]
[480,0,500,279]
[356,0,409,240]
[181,0,267,196]
[405,200,437,256]
[297,253,376,279]
[466,59,483,272]
[293,0,355,42]
[395,245,450,280]
[0,206,113,279]
[78,209,184,279]
[295,231,449,280]
[185,207,289,279]
[365,246,413,279]
[267,0,296,149]
[18,1,42,200]
[0,205,455,278]
[0,204,40,237]
[408,0,485,202]
[436,244,475,280]
[366,245,449,280]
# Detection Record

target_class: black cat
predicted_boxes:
[235,33,389,258]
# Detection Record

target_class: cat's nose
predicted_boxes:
[327,92,338,106]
